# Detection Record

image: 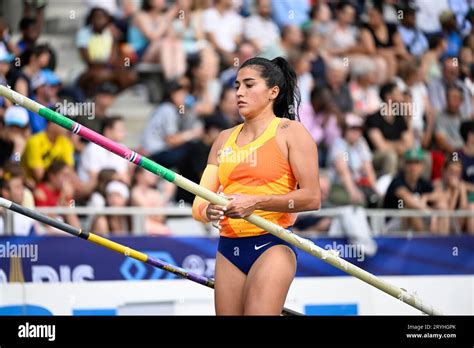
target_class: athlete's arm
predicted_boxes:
[191,128,233,223]
[225,121,321,218]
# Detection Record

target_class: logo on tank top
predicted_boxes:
[217,146,257,167]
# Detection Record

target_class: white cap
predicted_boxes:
[4,106,29,127]
[105,180,129,200]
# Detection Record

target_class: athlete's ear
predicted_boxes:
[268,85,279,101]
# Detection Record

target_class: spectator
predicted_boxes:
[206,85,242,129]
[34,160,81,233]
[397,3,428,58]
[299,85,341,167]
[131,166,171,235]
[78,116,130,194]
[421,34,447,82]
[301,2,333,37]
[28,70,59,134]
[76,82,118,134]
[288,50,313,105]
[0,162,36,236]
[302,31,327,87]
[434,85,468,154]
[328,113,380,207]
[12,44,51,98]
[219,40,256,89]
[428,57,473,119]
[91,180,130,236]
[22,119,74,183]
[360,3,409,80]
[348,56,381,118]
[141,80,203,169]
[0,106,31,167]
[271,0,310,29]
[322,57,353,114]
[203,0,243,67]
[261,24,303,59]
[128,0,186,80]
[0,17,19,57]
[458,120,474,233]
[77,7,137,96]
[383,148,449,234]
[87,168,118,209]
[396,59,434,151]
[439,10,463,58]
[365,82,413,177]
[434,157,471,234]
[243,0,280,54]
[324,2,364,57]
[16,16,41,59]
[187,53,222,117]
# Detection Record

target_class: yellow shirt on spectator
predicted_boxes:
[22,132,74,179]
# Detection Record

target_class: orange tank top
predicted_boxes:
[217,117,297,238]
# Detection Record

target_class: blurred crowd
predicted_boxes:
[0,0,474,237]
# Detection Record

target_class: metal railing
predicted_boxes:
[1,205,473,236]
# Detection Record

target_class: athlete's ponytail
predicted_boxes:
[239,56,301,120]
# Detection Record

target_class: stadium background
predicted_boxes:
[0,0,473,315]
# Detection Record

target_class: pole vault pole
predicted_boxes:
[0,197,301,316]
[0,85,443,315]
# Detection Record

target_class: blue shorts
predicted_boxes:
[217,232,298,275]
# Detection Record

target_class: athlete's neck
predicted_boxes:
[241,112,276,139]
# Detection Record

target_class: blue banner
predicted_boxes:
[0,236,472,283]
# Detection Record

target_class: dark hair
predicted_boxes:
[446,84,464,100]
[428,33,445,50]
[142,0,165,12]
[85,7,112,26]
[19,17,37,31]
[219,85,234,102]
[379,81,398,102]
[443,155,462,170]
[460,120,474,143]
[101,116,124,134]
[239,57,301,120]
[335,1,354,12]
[45,160,67,181]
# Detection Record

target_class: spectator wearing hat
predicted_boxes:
[0,162,37,236]
[0,106,31,168]
[21,116,74,183]
[365,82,413,177]
[383,148,449,234]
[27,70,60,134]
[328,113,381,207]
[91,180,131,236]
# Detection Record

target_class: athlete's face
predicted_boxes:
[235,67,279,119]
